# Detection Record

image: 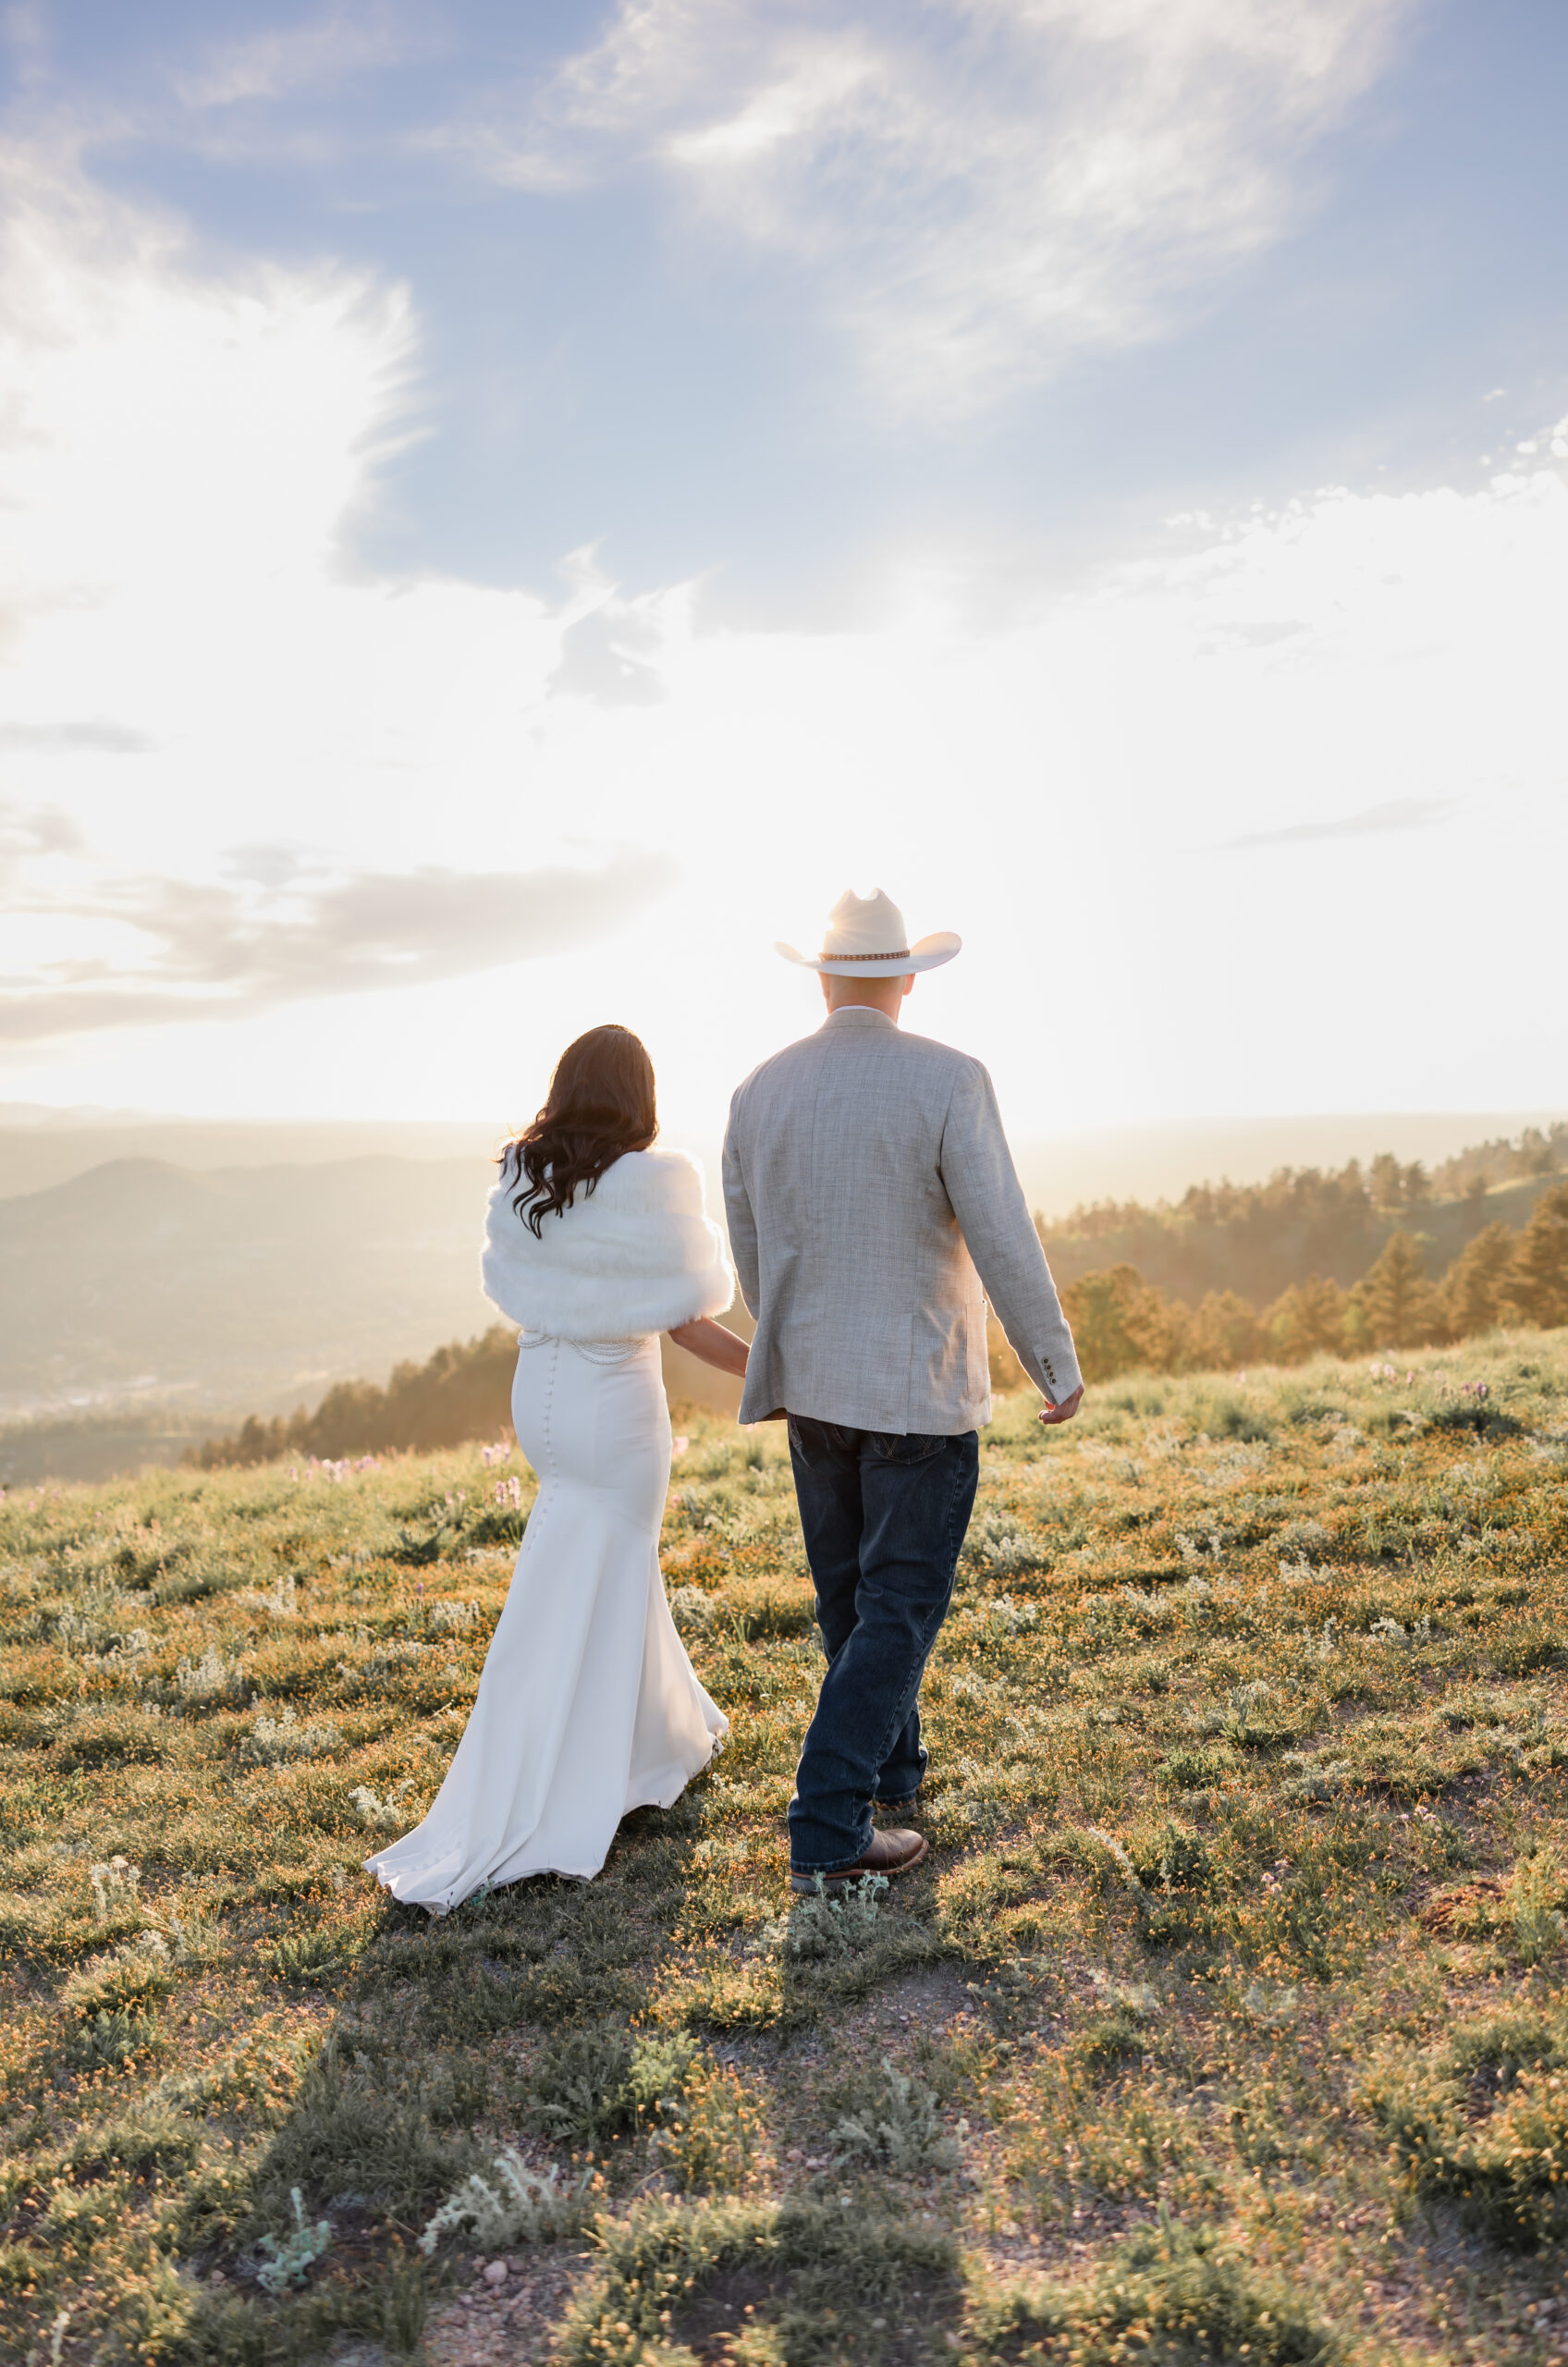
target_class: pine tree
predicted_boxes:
[1353,1233,1439,1347]
[1500,1182,1568,1330]
[1060,1270,1132,1381]
[1264,1273,1349,1362]
[1186,1291,1262,1371]
[1520,1126,1559,1179]
[1440,1222,1517,1338]
[1061,1265,1183,1380]
[1369,1153,1406,1214]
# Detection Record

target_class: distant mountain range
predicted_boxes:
[6,1105,1565,1208]
[0,1115,501,1201]
[0,1154,493,1425]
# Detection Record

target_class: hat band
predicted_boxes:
[820,948,911,962]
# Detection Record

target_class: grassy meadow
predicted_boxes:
[3,1334,1568,2366]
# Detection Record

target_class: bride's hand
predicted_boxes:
[668,1318,751,1380]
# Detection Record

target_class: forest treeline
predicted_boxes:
[190,1133,1568,1466]
[1055,1180,1568,1385]
[1035,1123,1567,1306]
[187,1330,521,1469]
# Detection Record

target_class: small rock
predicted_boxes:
[484,2261,508,2287]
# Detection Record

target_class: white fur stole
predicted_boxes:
[480,1147,734,1340]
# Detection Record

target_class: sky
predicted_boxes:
[0,0,1565,1144]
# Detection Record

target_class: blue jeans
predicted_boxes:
[786,1416,979,1874]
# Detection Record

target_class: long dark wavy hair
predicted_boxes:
[500,1024,657,1236]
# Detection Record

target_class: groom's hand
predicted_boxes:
[1038,1385,1084,1427]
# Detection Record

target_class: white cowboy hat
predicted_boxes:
[774,888,961,977]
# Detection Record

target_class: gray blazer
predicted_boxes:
[722,1007,1082,1433]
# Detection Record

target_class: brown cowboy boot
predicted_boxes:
[790,1827,928,1895]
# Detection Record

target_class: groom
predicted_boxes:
[722,889,1084,1893]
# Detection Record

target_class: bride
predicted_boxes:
[366,1024,749,1913]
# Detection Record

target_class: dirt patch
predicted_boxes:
[424,2247,593,2367]
[875,1963,974,2026]
[1420,1879,1505,1934]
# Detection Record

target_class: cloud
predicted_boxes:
[173,4,435,109]
[0,852,678,1042]
[0,800,83,889]
[0,720,153,752]
[0,143,419,633]
[223,844,311,891]
[548,578,684,706]
[0,803,83,857]
[472,0,1415,416]
[1215,797,1453,851]
[1,127,1563,1123]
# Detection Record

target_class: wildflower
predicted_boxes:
[669,1585,714,1635]
[1242,1979,1299,2025]
[174,1645,244,1701]
[1087,1967,1160,2017]
[779,1872,889,1962]
[90,1856,142,1922]
[420,2152,590,2254]
[255,2189,331,2292]
[84,1627,152,1669]
[240,1705,340,1764]
[349,1779,416,1831]
[1086,1830,1145,1893]
[243,1573,297,1617]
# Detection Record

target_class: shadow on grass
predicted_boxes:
[163,1799,709,2365]
[165,1788,974,2362]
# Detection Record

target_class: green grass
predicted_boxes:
[2,1332,1567,2365]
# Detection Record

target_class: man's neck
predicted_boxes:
[823,987,905,1025]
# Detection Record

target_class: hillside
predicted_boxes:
[2,1334,1565,2366]
[3,1121,1564,1483]
[0,1113,501,1201]
[0,1154,495,1421]
[1038,1152,1564,1307]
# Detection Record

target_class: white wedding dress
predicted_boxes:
[366,1330,727,1911]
